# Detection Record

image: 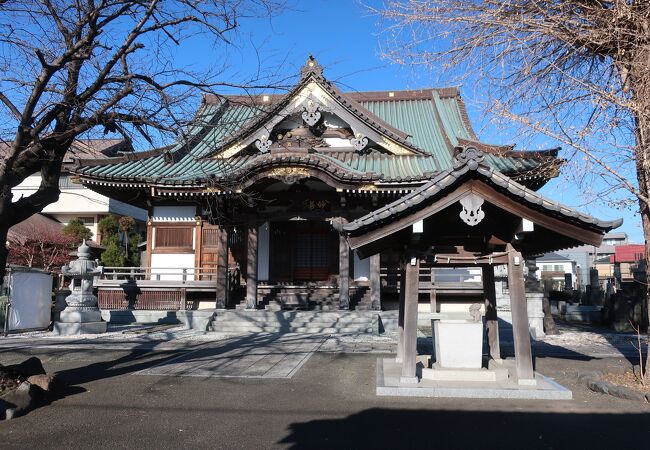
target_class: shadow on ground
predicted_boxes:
[0,331,325,416]
[279,408,650,449]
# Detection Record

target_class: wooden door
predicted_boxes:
[269,222,293,282]
[293,221,337,282]
[200,225,221,280]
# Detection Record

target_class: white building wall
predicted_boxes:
[150,253,196,281]
[12,173,147,240]
[51,213,99,241]
[152,205,196,221]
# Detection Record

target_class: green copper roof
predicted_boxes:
[360,99,452,169]
[74,76,559,189]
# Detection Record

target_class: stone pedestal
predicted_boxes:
[433,319,483,369]
[526,293,545,339]
[421,362,508,382]
[53,321,107,335]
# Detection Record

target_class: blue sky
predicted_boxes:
[191,0,639,242]
[6,0,643,241]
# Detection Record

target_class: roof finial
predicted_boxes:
[77,240,91,260]
[453,146,485,170]
[300,54,323,78]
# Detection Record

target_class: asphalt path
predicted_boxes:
[0,343,649,449]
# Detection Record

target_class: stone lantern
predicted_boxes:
[53,241,107,335]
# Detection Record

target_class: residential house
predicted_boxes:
[6,139,147,244]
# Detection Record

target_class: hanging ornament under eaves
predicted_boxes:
[302,100,321,126]
[350,133,368,151]
[459,193,485,226]
[255,135,272,152]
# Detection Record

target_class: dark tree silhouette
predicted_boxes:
[0,0,285,285]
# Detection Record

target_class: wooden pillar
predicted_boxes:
[429,287,437,363]
[194,219,203,272]
[482,265,500,360]
[245,225,258,310]
[180,288,187,310]
[369,253,381,311]
[145,220,153,279]
[507,244,536,384]
[215,227,228,309]
[339,234,350,310]
[396,264,406,363]
[401,255,419,383]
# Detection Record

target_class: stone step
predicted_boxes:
[211,322,373,330]
[213,312,375,319]
[217,309,372,318]
[208,325,373,334]
[212,320,372,328]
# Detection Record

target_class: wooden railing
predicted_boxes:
[380,266,484,292]
[101,264,220,282]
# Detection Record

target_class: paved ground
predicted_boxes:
[0,323,649,448]
[0,345,649,449]
[137,334,324,379]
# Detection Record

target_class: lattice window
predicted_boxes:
[202,228,221,247]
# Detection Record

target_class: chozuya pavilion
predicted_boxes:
[74,57,620,394]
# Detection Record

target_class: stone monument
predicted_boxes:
[53,241,107,335]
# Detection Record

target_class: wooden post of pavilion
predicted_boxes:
[396,263,406,363]
[245,224,258,310]
[215,226,228,309]
[482,265,500,360]
[369,253,381,310]
[506,244,536,384]
[400,254,420,383]
[339,234,350,310]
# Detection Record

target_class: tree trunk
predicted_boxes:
[627,48,650,378]
[637,207,650,377]
[0,184,14,289]
[0,222,8,289]
[631,101,650,377]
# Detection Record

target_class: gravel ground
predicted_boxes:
[0,320,647,359]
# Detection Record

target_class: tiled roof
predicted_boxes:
[1,139,130,165]
[74,59,561,188]
[7,213,63,243]
[538,252,572,262]
[336,147,622,235]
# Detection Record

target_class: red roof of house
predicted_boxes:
[610,244,645,263]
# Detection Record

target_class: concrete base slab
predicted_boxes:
[60,310,102,323]
[422,363,508,382]
[377,358,572,400]
[400,376,419,384]
[53,321,107,335]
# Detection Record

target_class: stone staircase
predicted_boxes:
[207,310,377,334]
[350,286,372,310]
[247,286,374,311]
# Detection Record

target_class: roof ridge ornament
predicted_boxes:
[300,54,323,78]
[453,146,485,170]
